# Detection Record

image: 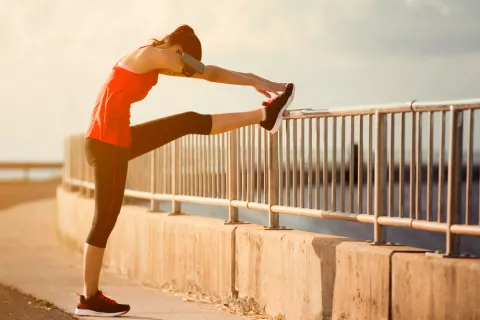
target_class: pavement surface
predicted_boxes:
[0,283,77,320]
[0,180,253,320]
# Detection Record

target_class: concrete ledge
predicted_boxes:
[234,224,352,320]
[331,242,425,320]
[56,188,480,320]
[55,187,234,303]
[392,253,480,320]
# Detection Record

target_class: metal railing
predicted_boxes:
[63,99,480,256]
[0,162,63,181]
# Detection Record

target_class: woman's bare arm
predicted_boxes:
[203,66,286,96]
[234,71,279,86]
[138,47,287,97]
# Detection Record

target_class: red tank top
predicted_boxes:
[85,46,160,148]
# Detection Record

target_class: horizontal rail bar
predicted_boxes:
[272,206,361,222]
[377,217,449,234]
[174,195,229,206]
[377,217,413,228]
[64,175,464,237]
[246,202,269,211]
[151,194,174,201]
[124,189,154,200]
[284,105,409,118]
[377,216,448,233]
[450,225,480,236]
[231,200,269,211]
[357,214,375,224]
[0,162,63,169]
[411,220,448,233]
[284,100,480,119]
[231,200,248,209]
[69,175,479,235]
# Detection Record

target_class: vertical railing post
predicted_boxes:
[69,137,73,190]
[81,136,88,197]
[266,132,283,229]
[170,141,181,215]
[64,137,69,189]
[446,108,462,256]
[68,137,74,191]
[73,136,79,192]
[62,138,66,188]
[226,130,239,223]
[71,137,75,184]
[269,133,279,228]
[72,137,77,191]
[373,111,388,244]
[149,149,158,212]
[454,112,464,254]
[87,137,95,198]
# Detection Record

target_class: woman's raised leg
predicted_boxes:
[129,83,294,160]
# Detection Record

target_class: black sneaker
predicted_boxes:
[260,83,295,134]
[75,290,130,317]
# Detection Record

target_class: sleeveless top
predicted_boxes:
[85,45,160,148]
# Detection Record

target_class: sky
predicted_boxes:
[1,0,480,161]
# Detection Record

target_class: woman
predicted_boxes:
[75,25,294,317]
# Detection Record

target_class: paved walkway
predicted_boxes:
[0,182,252,320]
[0,283,77,320]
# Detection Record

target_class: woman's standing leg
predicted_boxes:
[75,138,131,317]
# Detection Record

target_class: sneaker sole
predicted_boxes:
[74,308,129,317]
[270,85,296,134]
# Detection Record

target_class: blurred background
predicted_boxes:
[2,0,480,253]
[2,0,480,162]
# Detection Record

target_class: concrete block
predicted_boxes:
[235,225,350,320]
[331,242,424,320]
[392,253,480,320]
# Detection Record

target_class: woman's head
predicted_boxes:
[151,25,202,61]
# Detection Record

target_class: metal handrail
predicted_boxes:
[284,99,480,118]
[0,162,63,181]
[0,162,63,169]
[63,99,480,256]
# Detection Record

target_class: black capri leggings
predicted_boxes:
[84,111,212,248]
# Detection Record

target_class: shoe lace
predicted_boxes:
[262,93,283,108]
[98,291,116,305]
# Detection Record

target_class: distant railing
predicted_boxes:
[63,99,480,257]
[0,162,63,181]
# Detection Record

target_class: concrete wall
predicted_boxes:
[234,225,353,320]
[392,253,480,320]
[331,243,426,320]
[56,187,234,302]
[56,188,480,320]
